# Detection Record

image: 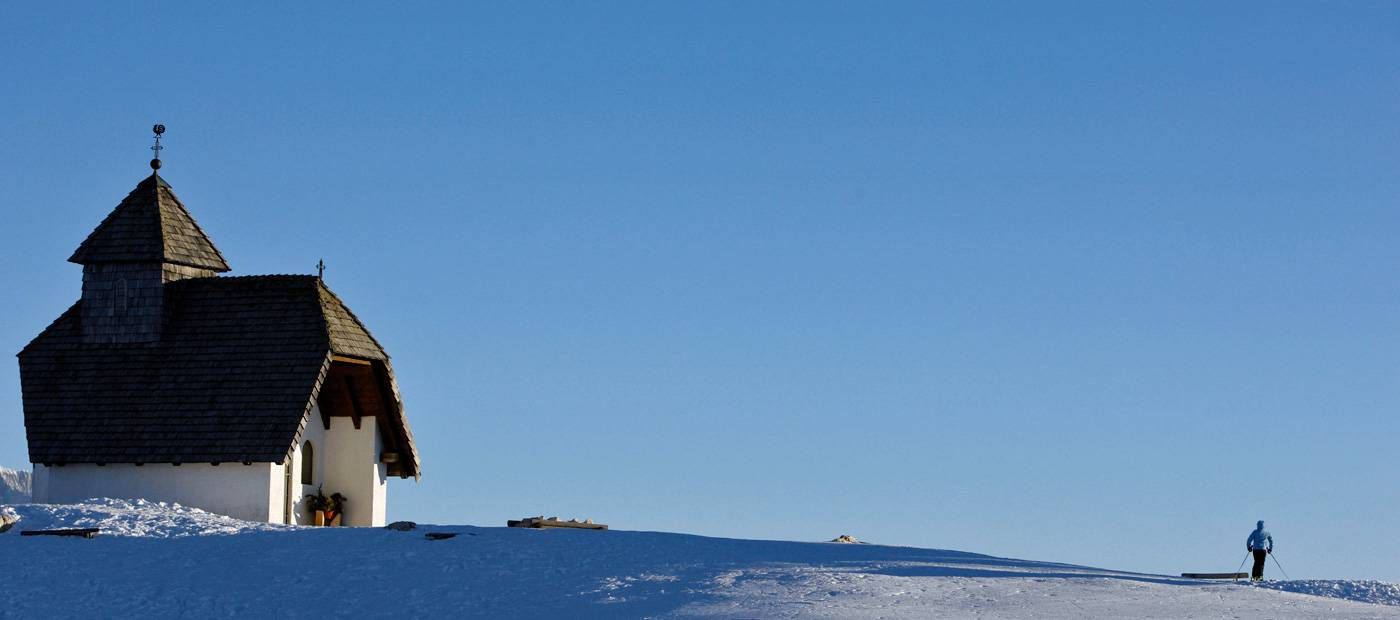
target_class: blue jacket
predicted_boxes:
[1247,523,1273,551]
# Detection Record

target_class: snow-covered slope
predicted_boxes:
[0,466,30,503]
[1,500,1396,619]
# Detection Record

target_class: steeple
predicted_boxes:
[70,126,230,343]
[68,173,230,273]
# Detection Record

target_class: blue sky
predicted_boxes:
[2,2,1398,580]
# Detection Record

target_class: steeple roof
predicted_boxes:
[68,174,230,272]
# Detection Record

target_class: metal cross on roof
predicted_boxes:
[150,124,166,171]
[317,259,326,281]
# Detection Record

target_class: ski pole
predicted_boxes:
[1234,552,1251,582]
[1269,552,1291,581]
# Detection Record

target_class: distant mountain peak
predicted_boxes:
[0,466,32,503]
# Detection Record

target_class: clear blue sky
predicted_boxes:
[2,2,1398,581]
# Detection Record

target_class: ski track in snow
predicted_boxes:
[1,500,1397,619]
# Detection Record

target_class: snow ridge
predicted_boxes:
[1257,580,1400,607]
[0,465,31,503]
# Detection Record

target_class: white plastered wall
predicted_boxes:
[320,414,388,526]
[279,403,387,527]
[281,405,327,526]
[32,462,280,523]
[31,402,388,527]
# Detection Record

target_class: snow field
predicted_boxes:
[1,500,1396,619]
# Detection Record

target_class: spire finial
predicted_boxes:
[317,259,326,281]
[150,124,165,171]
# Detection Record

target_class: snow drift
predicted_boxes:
[5,498,284,538]
[1257,580,1400,608]
[1,500,1397,619]
[0,465,30,503]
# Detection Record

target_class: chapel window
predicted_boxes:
[301,441,315,484]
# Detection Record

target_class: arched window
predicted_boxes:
[300,441,315,485]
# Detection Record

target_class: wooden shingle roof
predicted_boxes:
[18,275,419,475]
[68,174,231,271]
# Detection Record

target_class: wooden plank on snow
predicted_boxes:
[507,516,608,530]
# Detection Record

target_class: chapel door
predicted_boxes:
[283,459,294,524]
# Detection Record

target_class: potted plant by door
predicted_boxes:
[305,486,348,526]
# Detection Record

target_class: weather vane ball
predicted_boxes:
[153,124,165,136]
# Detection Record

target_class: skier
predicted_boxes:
[1246,520,1273,581]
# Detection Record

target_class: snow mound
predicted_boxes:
[7,498,285,538]
[0,465,31,503]
[1258,580,1400,607]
